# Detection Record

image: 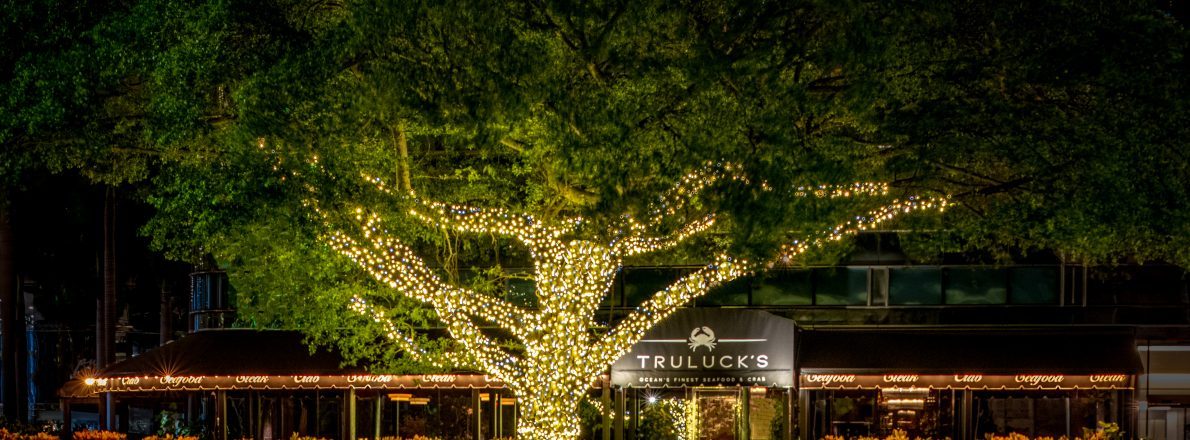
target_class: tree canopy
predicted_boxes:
[2,0,1186,376]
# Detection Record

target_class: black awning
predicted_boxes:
[797,328,1142,374]
[100,329,361,377]
[64,329,504,394]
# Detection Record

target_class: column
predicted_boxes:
[960,390,973,440]
[798,390,811,440]
[104,393,116,432]
[61,400,72,440]
[492,393,501,437]
[601,381,612,440]
[740,387,751,440]
[186,394,196,428]
[96,393,107,431]
[374,394,382,440]
[345,389,357,440]
[785,387,794,440]
[247,392,255,440]
[472,390,483,440]
[215,391,228,440]
[614,388,625,440]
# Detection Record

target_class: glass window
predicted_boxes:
[1010,267,1059,304]
[1086,266,1186,305]
[623,267,692,307]
[888,267,942,305]
[945,268,1008,305]
[752,270,812,306]
[814,268,869,305]
[810,390,877,440]
[697,276,750,306]
[973,390,1120,439]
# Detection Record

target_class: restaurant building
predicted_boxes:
[63,329,513,440]
[64,254,1189,440]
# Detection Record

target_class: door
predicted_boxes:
[695,388,740,440]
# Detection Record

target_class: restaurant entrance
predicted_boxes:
[695,388,740,440]
[611,309,798,440]
[628,386,791,440]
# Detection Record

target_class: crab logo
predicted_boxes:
[687,326,717,352]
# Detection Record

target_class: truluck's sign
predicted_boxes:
[611,308,795,387]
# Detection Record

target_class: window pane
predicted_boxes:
[1086,266,1185,305]
[1011,267,1059,304]
[698,277,750,306]
[753,270,812,306]
[623,267,691,307]
[814,268,868,305]
[888,267,942,305]
[945,268,1008,305]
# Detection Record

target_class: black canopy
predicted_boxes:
[797,328,1142,374]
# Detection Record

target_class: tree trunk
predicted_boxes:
[515,388,583,440]
[0,202,19,420]
[394,120,412,192]
[99,187,117,367]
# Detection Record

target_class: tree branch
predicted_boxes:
[611,214,717,256]
[586,255,751,377]
[437,288,522,383]
[347,295,457,369]
[325,213,531,337]
[775,196,951,262]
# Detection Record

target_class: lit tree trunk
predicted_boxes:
[515,391,583,440]
[509,242,618,439]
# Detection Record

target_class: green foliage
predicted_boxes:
[155,409,192,437]
[150,0,1189,371]
[875,1,1190,265]
[3,0,1185,372]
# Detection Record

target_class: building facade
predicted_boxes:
[68,259,1190,440]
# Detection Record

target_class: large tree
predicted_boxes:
[136,0,1186,438]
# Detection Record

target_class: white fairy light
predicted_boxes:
[313,162,947,440]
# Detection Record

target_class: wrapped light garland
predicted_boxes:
[320,163,947,440]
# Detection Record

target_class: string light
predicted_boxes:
[315,162,948,440]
